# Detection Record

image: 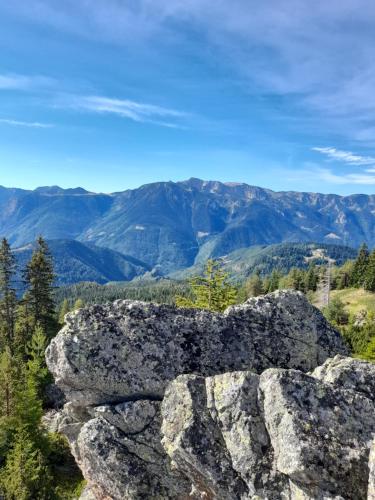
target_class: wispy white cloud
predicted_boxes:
[64,95,187,127]
[4,1,375,144]
[3,1,375,109]
[0,118,54,128]
[316,167,375,185]
[0,73,55,91]
[312,147,375,166]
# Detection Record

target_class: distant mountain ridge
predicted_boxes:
[0,179,373,274]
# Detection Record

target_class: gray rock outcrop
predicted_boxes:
[44,291,375,500]
[46,290,347,406]
[162,356,375,499]
[369,438,375,500]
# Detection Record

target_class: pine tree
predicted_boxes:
[73,298,84,310]
[58,298,70,325]
[351,243,369,287]
[0,426,52,500]
[26,324,49,395]
[175,259,237,312]
[13,301,34,358]
[268,270,281,292]
[323,297,349,326]
[0,348,18,418]
[245,273,264,297]
[0,344,68,499]
[364,249,375,292]
[0,349,21,464]
[304,264,319,292]
[14,365,44,436]
[280,268,305,292]
[23,237,57,339]
[0,238,17,351]
[335,260,354,289]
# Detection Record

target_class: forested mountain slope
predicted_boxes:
[14,239,149,285]
[0,179,373,273]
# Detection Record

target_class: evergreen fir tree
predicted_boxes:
[364,249,375,292]
[268,270,281,292]
[26,324,49,395]
[304,264,319,292]
[0,349,20,465]
[0,426,52,500]
[323,297,349,326]
[58,298,70,325]
[14,364,44,436]
[0,348,18,418]
[23,237,57,339]
[245,273,264,297]
[175,259,237,312]
[335,260,354,289]
[351,243,369,287]
[0,238,17,351]
[279,268,305,292]
[13,301,34,358]
[73,298,84,310]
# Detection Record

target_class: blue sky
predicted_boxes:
[1,1,375,195]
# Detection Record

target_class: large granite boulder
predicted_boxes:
[45,292,369,500]
[162,355,375,500]
[46,291,347,406]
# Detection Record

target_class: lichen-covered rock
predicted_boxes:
[63,400,191,500]
[46,291,347,406]
[260,362,375,500]
[369,438,375,500]
[79,485,100,500]
[311,354,375,400]
[161,372,290,499]
[206,371,289,498]
[161,358,375,500]
[45,292,369,500]
[161,374,249,499]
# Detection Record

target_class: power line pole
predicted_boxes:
[321,259,332,308]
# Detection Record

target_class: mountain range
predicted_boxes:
[1,178,373,276]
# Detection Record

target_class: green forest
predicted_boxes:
[0,237,84,499]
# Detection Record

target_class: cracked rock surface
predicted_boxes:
[162,357,375,500]
[46,291,347,406]
[369,438,375,500]
[44,291,375,500]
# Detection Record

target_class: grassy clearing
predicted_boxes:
[329,288,375,316]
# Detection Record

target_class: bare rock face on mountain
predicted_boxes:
[46,290,347,406]
[45,291,375,500]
